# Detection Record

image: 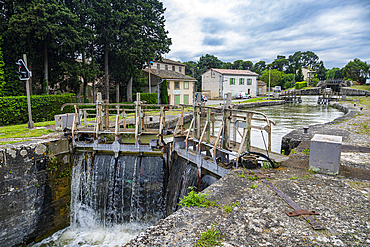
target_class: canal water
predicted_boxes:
[250,96,344,153]
[30,96,344,247]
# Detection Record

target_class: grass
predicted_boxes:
[195,223,226,247]
[240,97,275,103]
[0,121,55,139]
[178,187,219,208]
[349,96,370,107]
[351,84,370,91]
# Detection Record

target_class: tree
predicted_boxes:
[260,69,284,87]
[241,60,253,70]
[197,54,223,90]
[296,67,304,82]
[9,0,80,94]
[343,58,369,84]
[282,73,295,89]
[160,79,168,104]
[325,68,342,80]
[316,61,327,81]
[0,36,4,96]
[251,61,266,75]
[271,55,289,72]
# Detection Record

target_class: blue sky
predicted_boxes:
[161,0,370,69]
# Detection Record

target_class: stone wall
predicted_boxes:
[0,139,72,246]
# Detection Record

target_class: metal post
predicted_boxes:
[23,54,34,129]
[268,67,271,100]
[148,61,153,93]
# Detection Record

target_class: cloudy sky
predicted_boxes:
[160,0,370,69]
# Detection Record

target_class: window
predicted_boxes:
[179,67,182,73]
[175,81,180,89]
[172,66,175,71]
[247,79,252,85]
[157,64,160,70]
[167,81,170,89]
[230,78,235,85]
[184,81,189,89]
[165,65,168,70]
[239,78,244,85]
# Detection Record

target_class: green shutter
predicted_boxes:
[175,95,180,105]
[184,95,189,104]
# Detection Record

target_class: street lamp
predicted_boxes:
[148,61,153,93]
[268,67,271,100]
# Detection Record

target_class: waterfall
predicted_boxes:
[71,153,166,228]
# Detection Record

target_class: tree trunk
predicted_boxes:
[104,43,109,102]
[127,77,133,102]
[44,41,49,94]
[82,51,87,102]
[91,42,95,102]
[116,81,120,102]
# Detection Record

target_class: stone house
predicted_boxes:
[201,69,259,99]
[142,68,196,105]
[257,81,267,96]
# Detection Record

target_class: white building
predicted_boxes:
[201,69,259,99]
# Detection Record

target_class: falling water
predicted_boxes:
[31,153,166,247]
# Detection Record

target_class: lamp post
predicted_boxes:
[268,67,271,100]
[148,61,153,93]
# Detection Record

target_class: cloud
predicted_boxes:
[161,0,370,68]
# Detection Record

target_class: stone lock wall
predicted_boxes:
[0,139,72,246]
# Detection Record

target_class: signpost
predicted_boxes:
[17,55,34,128]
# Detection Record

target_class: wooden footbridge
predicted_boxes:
[58,93,286,178]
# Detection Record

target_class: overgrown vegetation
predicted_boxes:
[179,187,219,208]
[0,94,75,125]
[195,223,226,247]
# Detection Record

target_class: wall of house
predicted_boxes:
[201,70,221,99]
[168,80,194,105]
[223,75,258,97]
[258,85,267,96]
[152,62,185,75]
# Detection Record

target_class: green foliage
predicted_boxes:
[0,94,75,126]
[133,93,158,104]
[160,79,168,104]
[295,81,308,89]
[195,224,226,247]
[302,149,310,155]
[326,67,343,80]
[260,69,285,87]
[343,58,369,84]
[179,187,219,208]
[250,184,258,189]
[296,67,304,82]
[223,205,233,213]
[0,36,5,97]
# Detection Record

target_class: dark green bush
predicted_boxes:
[133,93,158,104]
[0,94,75,126]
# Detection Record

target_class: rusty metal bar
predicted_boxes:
[261,179,325,230]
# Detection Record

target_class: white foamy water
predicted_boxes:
[31,221,149,247]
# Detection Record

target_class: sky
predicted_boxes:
[160,0,370,69]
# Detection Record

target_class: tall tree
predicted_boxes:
[251,61,266,75]
[9,0,80,94]
[343,58,369,84]
[260,69,284,87]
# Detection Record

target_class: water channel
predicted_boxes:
[30,96,344,247]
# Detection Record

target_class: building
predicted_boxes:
[201,69,259,99]
[257,81,267,96]
[151,59,186,75]
[301,67,316,81]
[142,67,196,105]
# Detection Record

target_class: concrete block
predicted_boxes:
[54,113,77,131]
[309,134,342,175]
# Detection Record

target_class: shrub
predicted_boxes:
[295,81,308,89]
[133,93,158,104]
[0,94,75,126]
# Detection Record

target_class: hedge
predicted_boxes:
[0,94,75,126]
[133,93,158,104]
[295,81,308,89]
